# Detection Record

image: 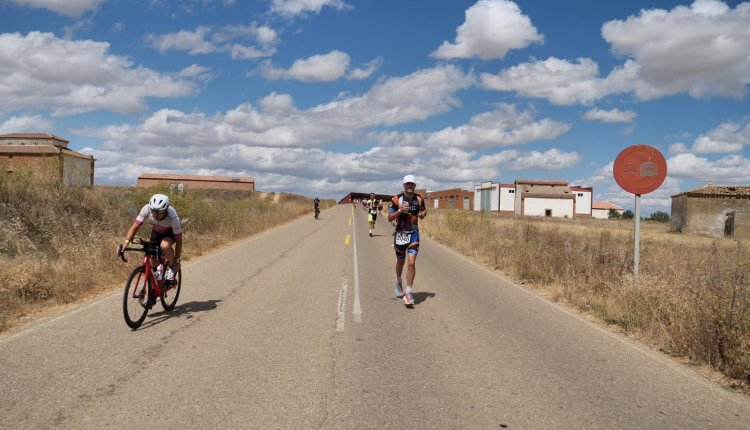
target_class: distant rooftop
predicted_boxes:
[671,184,750,198]
[138,173,254,183]
[0,133,70,143]
[515,179,569,186]
[592,202,623,210]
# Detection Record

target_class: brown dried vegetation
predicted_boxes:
[0,165,334,332]
[422,209,750,387]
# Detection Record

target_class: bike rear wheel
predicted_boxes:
[123,266,149,329]
[160,270,181,311]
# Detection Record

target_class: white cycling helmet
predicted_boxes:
[403,174,417,184]
[149,194,170,212]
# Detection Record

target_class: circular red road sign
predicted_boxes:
[613,145,667,195]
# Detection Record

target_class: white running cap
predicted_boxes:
[403,174,417,184]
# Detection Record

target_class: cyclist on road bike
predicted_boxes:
[314,197,320,219]
[388,175,426,306]
[121,194,182,282]
[366,193,382,237]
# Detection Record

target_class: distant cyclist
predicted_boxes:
[122,194,182,283]
[388,175,426,306]
[314,197,320,219]
[366,193,382,237]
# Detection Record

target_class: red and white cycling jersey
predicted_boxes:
[135,205,182,237]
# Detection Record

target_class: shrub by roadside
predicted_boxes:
[0,167,334,332]
[421,209,750,388]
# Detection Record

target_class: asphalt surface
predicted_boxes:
[1,204,749,429]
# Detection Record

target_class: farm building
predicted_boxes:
[592,202,623,219]
[514,180,576,218]
[473,181,500,211]
[137,174,254,191]
[570,186,593,216]
[0,133,96,186]
[670,183,750,239]
[427,188,473,210]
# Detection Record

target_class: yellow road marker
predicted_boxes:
[349,217,352,225]
[345,235,350,245]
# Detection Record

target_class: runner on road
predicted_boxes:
[388,175,426,306]
[366,193,382,237]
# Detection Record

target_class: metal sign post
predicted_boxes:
[634,194,640,275]
[613,145,667,277]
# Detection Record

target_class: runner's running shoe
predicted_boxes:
[165,267,175,282]
[404,292,414,306]
[395,281,404,298]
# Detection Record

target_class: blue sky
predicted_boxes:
[1,0,749,214]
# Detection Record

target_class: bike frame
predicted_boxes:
[125,240,176,300]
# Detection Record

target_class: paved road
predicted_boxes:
[1,204,749,429]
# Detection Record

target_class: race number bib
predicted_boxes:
[370,209,377,214]
[395,232,412,245]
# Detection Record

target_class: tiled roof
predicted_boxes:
[0,133,70,143]
[592,202,623,210]
[515,179,569,186]
[672,184,750,198]
[138,173,254,183]
[569,186,593,192]
[0,145,94,159]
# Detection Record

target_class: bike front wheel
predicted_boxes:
[123,266,149,329]
[160,270,181,311]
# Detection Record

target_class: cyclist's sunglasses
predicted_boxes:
[150,209,167,215]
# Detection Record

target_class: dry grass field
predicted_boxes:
[0,167,334,333]
[421,209,750,388]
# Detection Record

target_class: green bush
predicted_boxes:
[651,210,670,222]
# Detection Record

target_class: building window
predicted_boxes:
[545,209,552,217]
[577,193,583,197]
[509,189,515,194]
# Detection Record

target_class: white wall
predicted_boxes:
[592,208,623,219]
[474,182,498,211]
[574,191,592,215]
[499,187,515,212]
[523,198,574,218]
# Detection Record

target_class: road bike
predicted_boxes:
[117,238,181,329]
[315,207,320,219]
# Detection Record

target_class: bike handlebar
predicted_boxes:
[117,238,162,263]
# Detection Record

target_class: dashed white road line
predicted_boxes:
[352,211,362,323]
[336,277,348,332]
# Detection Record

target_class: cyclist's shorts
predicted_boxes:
[394,231,419,259]
[368,213,377,222]
[151,229,176,244]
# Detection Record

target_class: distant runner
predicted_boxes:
[388,175,426,306]
[366,193,382,237]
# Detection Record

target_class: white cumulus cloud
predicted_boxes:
[668,153,750,183]
[0,114,54,134]
[145,24,279,60]
[2,0,107,16]
[258,51,382,82]
[380,104,569,149]
[481,1,750,104]
[504,148,582,170]
[0,32,198,116]
[431,0,543,60]
[268,0,352,18]
[581,108,637,123]
[668,119,750,154]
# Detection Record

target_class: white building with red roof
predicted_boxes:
[592,202,624,219]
